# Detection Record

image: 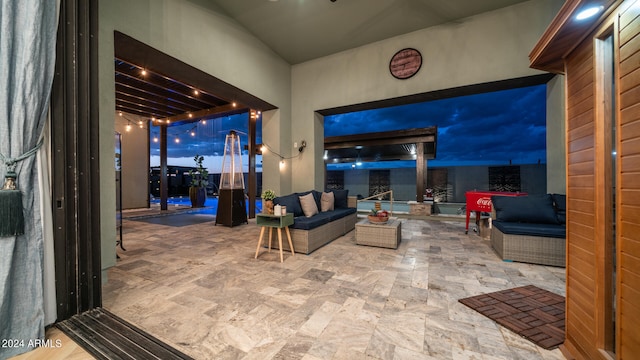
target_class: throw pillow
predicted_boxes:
[552,193,566,224]
[299,192,319,217]
[492,194,559,224]
[274,194,303,217]
[321,191,335,212]
[331,189,349,209]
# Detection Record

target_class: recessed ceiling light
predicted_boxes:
[576,6,603,20]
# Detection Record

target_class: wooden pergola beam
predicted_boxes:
[153,103,249,127]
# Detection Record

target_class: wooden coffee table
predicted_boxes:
[355,218,401,249]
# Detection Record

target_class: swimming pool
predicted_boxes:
[432,202,466,215]
[150,196,263,214]
[356,200,410,214]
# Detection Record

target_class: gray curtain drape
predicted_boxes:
[0,1,59,359]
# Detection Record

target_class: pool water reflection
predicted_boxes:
[150,196,263,215]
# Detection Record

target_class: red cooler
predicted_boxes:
[464,191,527,234]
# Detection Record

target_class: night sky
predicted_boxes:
[325,84,547,169]
[151,84,546,171]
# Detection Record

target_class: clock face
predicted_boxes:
[389,48,422,80]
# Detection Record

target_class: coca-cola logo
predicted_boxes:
[476,198,492,206]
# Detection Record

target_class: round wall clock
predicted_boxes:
[389,48,422,80]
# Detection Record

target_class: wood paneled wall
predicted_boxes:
[562,1,640,358]
[617,2,640,358]
[565,33,599,359]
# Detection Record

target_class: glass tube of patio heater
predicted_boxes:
[219,130,245,190]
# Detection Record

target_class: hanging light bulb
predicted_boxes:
[125,122,132,132]
[153,136,158,143]
[175,137,180,143]
[201,119,207,125]
[190,130,196,136]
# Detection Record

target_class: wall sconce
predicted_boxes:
[297,140,307,153]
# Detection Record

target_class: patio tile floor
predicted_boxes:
[103,215,566,360]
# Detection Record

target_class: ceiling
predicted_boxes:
[202,0,531,65]
[114,0,535,124]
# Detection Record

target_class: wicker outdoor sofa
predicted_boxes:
[273,189,357,254]
[490,193,566,267]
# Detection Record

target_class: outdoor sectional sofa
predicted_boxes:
[490,193,566,267]
[273,189,357,254]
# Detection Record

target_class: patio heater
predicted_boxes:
[215,130,248,227]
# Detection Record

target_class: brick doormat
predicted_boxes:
[459,285,565,350]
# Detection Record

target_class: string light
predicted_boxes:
[175,137,180,143]
[260,142,301,160]
[125,122,132,132]
[141,69,147,76]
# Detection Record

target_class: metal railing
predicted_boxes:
[357,190,394,215]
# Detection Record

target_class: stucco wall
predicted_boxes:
[99,0,292,271]
[290,0,564,192]
[114,113,150,210]
[546,75,566,194]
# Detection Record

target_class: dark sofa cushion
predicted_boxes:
[289,208,356,230]
[274,193,303,217]
[493,220,565,239]
[331,189,349,209]
[326,207,357,221]
[492,194,559,224]
[552,193,566,224]
[290,212,331,230]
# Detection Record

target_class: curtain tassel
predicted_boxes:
[0,171,24,236]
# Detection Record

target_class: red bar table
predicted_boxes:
[464,190,527,234]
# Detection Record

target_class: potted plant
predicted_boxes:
[261,189,276,214]
[188,155,209,208]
